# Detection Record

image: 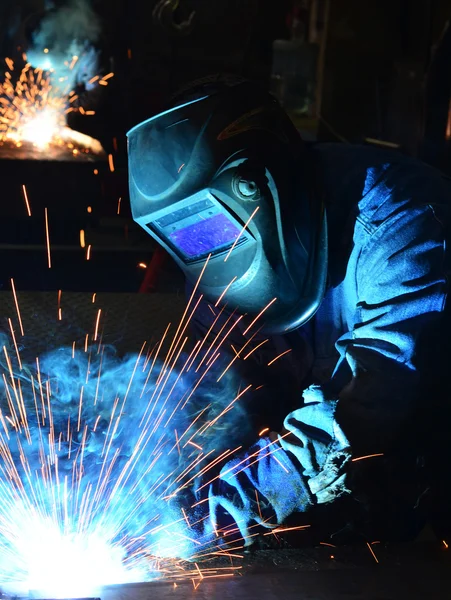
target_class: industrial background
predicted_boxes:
[1,0,451,294]
[1,1,451,599]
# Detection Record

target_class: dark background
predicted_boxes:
[1,0,451,293]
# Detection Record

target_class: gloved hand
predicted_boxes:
[159,435,313,557]
[201,436,314,547]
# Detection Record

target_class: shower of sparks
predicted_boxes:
[0,256,295,597]
[0,56,110,154]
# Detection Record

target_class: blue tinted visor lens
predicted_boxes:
[149,195,251,262]
[168,213,241,258]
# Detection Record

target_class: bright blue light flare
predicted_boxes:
[0,343,250,596]
[1,509,147,598]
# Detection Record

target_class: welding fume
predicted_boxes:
[129,78,451,550]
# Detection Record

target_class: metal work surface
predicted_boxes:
[95,544,451,600]
[1,291,450,599]
[0,291,186,357]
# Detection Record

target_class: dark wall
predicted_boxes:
[319,0,451,158]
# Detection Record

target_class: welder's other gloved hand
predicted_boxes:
[207,436,314,546]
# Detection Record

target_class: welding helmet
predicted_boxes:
[127,81,327,333]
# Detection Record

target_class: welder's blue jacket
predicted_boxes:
[195,144,451,543]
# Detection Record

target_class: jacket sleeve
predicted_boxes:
[281,204,449,504]
[206,203,449,540]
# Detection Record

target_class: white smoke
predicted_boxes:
[27,0,101,91]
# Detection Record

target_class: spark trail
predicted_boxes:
[0,55,110,155]
[0,278,276,597]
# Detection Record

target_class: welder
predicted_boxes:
[127,78,451,548]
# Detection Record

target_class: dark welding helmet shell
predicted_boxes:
[128,82,327,333]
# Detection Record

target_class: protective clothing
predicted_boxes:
[188,143,451,545]
[128,84,451,546]
[128,82,327,333]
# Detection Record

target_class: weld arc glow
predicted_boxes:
[0,301,253,597]
[0,54,112,153]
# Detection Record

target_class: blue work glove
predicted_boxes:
[205,436,314,546]
[159,436,313,557]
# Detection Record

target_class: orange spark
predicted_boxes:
[86,244,92,260]
[214,276,237,307]
[224,206,260,262]
[117,197,122,214]
[187,440,203,451]
[93,309,102,341]
[8,318,22,370]
[243,338,269,360]
[10,279,24,336]
[242,297,277,336]
[72,341,75,358]
[92,293,96,303]
[181,508,191,529]
[22,185,31,216]
[320,542,337,548]
[259,427,270,436]
[366,541,379,563]
[108,154,115,172]
[267,348,292,366]
[263,524,311,535]
[443,540,449,549]
[87,206,92,213]
[138,263,147,269]
[352,453,384,462]
[102,72,114,81]
[93,169,99,175]
[272,454,289,473]
[127,48,132,59]
[80,229,86,248]
[44,207,51,268]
